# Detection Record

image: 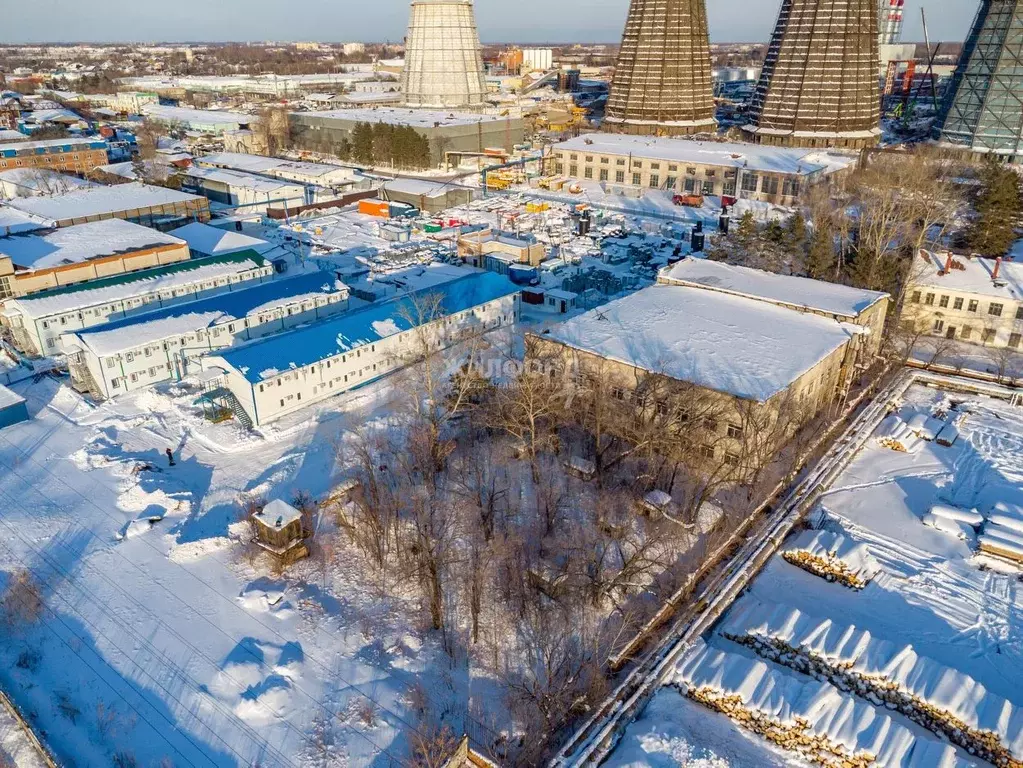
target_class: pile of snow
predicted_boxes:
[781,529,879,589]
[673,641,962,768]
[720,600,1023,765]
[922,504,982,543]
[906,412,946,442]
[876,414,925,454]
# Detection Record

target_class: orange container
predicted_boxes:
[358,200,391,218]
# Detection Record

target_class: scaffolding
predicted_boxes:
[603,0,716,136]
[744,0,881,149]
[937,0,1023,162]
[400,0,488,111]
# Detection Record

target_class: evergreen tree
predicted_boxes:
[806,221,837,280]
[372,123,394,167]
[351,123,374,165]
[733,210,758,253]
[336,137,352,162]
[964,160,1022,257]
[784,211,807,254]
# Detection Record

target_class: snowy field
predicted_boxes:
[0,368,471,767]
[608,381,1023,767]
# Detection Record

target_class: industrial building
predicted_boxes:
[904,250,1023,351]
[399,0,488,110]
[745,0,881,149]
[195,152,358,190]
[140,104,254,134]
[182,166,308,214]
[2,182,211,230]
[550,134,856,204]
[168,222,273,257]
[379,178,475,213]
[1,250,273,356]
[0,219,191,299]
[0,168,96,199]
[64,271,351,399]
[202,272,519,427]
[0,137,109,174]
[532,281,870,462]
[603,0,716,136]
[289,108,524,167]
[936,0,1023,162]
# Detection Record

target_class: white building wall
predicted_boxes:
[215,292,519,426]
[905,284,1023,350]
[522,48,554,71]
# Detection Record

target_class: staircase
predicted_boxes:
[205,386,255,431]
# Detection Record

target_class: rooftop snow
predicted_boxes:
[383,178,459,198]
[545,284,855,402]
[141,104,252,127]
[168,222,271,256]
[0,136,102,153]
[0,383,26,410]
[10,251,268,318]
[553,134,855,176]
[661,258,888,318]
[0,168,97,194]
[914,250,1023,302]
[0,205,53,235]
[255,499,302,529]
[218,272,518,384]
[197,152,353,182]
[299,107,508,128]
[73,271,345,356]
[184,166,301,194]
[0,219,185,271]
[5,183,204,222]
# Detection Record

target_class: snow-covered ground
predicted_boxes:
[0,370,473,767]
[606,381,1023,767]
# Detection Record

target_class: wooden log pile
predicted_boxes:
[685,687,876,768]
[725,632,1023,768]
[781,549,869,590]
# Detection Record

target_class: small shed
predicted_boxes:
[0,384,28,430]
[542,289,578,314]
[251,499,309,565]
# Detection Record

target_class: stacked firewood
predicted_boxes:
[726,632,1023,768]
[782,549,869,590]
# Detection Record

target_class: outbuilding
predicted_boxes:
[0,384,28,429]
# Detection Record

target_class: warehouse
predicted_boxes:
[658,258,889,357]
[195,152,358,190]
[3,182,210,230]
[1,250,273,356]
[0,168,96,199]
[289,108,525,167]
[64,271,350,399]
[550,134,855,205]
[182,166,307,213]
[533,283,868,463]
[140,104,253,135]
[379,178,476,213]
[203,271,519,427]
[0,218,191,298]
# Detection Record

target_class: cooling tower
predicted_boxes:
[937,0,1023,162]
[744,0,881,149]
[400,0,488,111]
[603,0,716,136]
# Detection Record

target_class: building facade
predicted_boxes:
[604,0,716,136]
[0,137,109,175]
[64,272,351,399]
[744,0,881,149]
[550,134,855,205]
[904,250,1023,350]
[936,0,1023,162]
[204,272,519,427]
[1,250,273,356]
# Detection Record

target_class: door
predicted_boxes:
[946,327,956,340]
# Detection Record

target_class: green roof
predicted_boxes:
[18,250,268,303]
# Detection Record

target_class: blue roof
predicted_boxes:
[218,272,518,384]
[76,271,343,341]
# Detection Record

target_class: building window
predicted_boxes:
[989,303,1004,317]
[106,359,115,369]
[724,452,740,466]
[726,424,743,439]
[1010,333,1022,349]
[954,297,964,310]
[1016,306,1023,320]
[599,169,608,181]
[703,418,718,432]
[924,293,935,306]
[569,165,578,176]
[611,387,626,401]
[933,319,945,333]
[939,295,949,308]
[702,180,715,195]
[983,328,996,343]
[615,170,625,183]
[699,445,715,460]
[968,300,979,312]
[961,326,972,340]
[616,158,626,166]
[584,167,593,179]
[910,291,921,303]
[665,176,677,190]
[762,177,779,196]
[649,175,660,188]
[633,161,642,168]
[740,173,759,193]
[600,157,609,164]
[632,173,642,186]
[782,178,801,197]
[650,162,660,170]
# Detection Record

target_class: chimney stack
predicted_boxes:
[993,257,1002,281]
[944,253,953,274]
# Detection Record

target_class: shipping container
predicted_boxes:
[358,199,391,218]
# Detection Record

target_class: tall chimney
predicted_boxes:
[944,253,953,274]
[993,257,1002,281]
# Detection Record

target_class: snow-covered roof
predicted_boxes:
[141,104,252,128]
[0,129,28,143]
[10,251,269,318]
[553,133,857,176]
[544,284,856,403]
[0,136,105,154]
[255,499,303,529]
[5,183,204,222]
[0,219,185,271]
[0,383,26,411]
[184,166,302,195]
[299,107,508,128]
[0,168,97,195]
[0,205,52,235]
[197,152,352,182]
[217,272,518,384]
[168,222,271,256]
[383,178,458,199]
[913,250,1023,302]
[73,271,346,356]
[660,258,888,319]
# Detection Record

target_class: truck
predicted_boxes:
[672,193,705,208]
